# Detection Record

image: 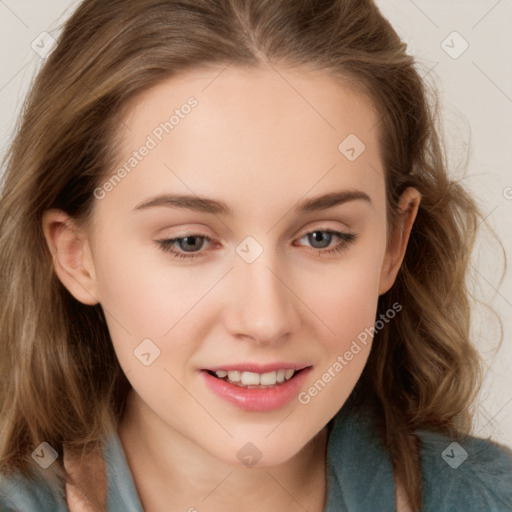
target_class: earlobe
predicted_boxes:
[42,209,99,305]
[378,187,421,295]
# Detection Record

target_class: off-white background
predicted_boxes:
[1,1,511,449]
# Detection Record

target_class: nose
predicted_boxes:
[223,250,301,345]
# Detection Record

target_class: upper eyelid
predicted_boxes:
[163,227,350,240]
[160,220,354,239]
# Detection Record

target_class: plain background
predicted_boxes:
[1,1,511,449]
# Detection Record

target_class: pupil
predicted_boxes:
[309,231,331,249]
[180,236,202,252]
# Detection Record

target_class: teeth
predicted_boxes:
[241,372,260,385]
[213,369,297,386]
[226,371,241,382]
[259,372,277,385]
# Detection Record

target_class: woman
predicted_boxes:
[1,1,511,510]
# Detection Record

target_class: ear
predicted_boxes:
[378,187,421,295]
[42,209,99,305]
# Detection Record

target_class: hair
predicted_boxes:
[0,0,495,509]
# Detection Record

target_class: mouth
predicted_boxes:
[200,364,312,412]
[205,368,305,388]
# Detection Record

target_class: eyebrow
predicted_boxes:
[134,190,371,215]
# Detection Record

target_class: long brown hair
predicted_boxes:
[0,0,491,508]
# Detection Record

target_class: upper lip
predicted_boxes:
[203,363,311,373]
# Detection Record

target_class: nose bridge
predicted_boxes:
[225,246,300,343]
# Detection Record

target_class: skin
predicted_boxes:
[43,63,420,511]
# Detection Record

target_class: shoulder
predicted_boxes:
[326,401,512,511]
[0,437,110,512]
[415,428,512,511]
[325,402,396,508]
[0,470,68,512]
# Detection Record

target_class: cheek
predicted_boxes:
[92,225,204,328]
[310,266,379,337]
[295,232,385,410]
[295,265,382,427]
[90,232,207,375]
[305,237,385,346]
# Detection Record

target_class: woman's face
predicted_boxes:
[50,65,417,467]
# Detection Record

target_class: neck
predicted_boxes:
[118,389,328,512]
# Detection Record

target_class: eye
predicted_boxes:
[157,234,212,260]
[156,228,357,261]
[295,229,356,255]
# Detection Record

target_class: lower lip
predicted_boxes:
[201,368,311,412]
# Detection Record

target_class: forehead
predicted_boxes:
[103,64,385,219]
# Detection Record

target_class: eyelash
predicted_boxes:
[156,229,357,261]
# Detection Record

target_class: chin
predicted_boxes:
[208,435,310,470]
